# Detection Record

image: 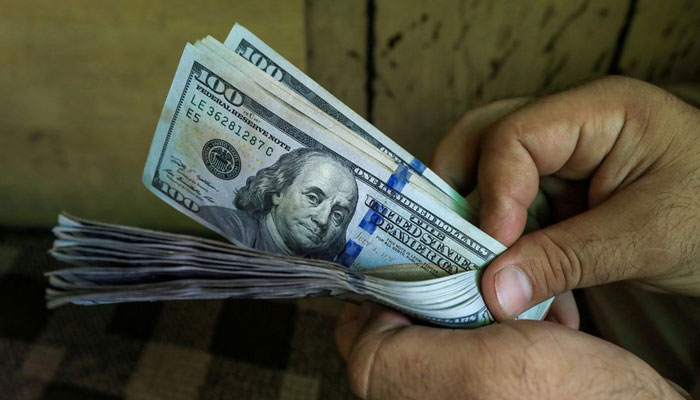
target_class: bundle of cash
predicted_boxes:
[47,24,553,328]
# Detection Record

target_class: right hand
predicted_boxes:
[430,76,700,322]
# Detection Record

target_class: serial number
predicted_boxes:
[185,95,274,157]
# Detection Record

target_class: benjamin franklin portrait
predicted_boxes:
[198,148,359,261]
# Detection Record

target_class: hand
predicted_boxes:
[432,76,700,321]
[335,303,685,399]
[433,96,583,327]
[335,77,699,399]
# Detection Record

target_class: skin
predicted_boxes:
[335,76,700,399]
[269,156,357,255]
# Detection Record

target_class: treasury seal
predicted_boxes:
[202,139,241,180]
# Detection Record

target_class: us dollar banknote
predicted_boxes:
[144,42,503,275]
[48,26,553,327]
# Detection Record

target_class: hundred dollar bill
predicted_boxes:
[143,41,505,282]
[223,24,468,210]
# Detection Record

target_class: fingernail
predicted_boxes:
[356,302,373,330]
[495,266,532,318]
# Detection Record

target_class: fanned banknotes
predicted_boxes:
[47,24,553,328]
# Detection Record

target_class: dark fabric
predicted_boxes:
[0,230,356,400]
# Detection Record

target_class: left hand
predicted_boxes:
[335,302,684,399]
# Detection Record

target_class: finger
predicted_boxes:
[544,291,579,330]
[346,305,478,399]
[335,302,410,362]
[345,313,679,399]
[476,77,657,246]
[481,176,682,320]
[343,304,413,399]
[429,98,529,193]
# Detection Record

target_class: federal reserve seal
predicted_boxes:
[202,139,241,180]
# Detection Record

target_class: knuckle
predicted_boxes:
[490,117,524,143]
[481,119,529,169]
[520,229,584,296]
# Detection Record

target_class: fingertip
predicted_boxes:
[481,246,537,321]
[479,196,528,246]
[545,291,580,330]
[493,265,533,320]
[360,303,412,335]
[427,145,453,179]
[481,225,586,323]
[336,303,412,361]
[343,304,412,398]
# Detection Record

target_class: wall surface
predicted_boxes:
[1,0,698,230]
[0,0,306,231]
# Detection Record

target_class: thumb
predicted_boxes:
[480,182,668,320]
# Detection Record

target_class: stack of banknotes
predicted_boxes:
[47,24,553,328]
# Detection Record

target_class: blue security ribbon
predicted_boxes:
[358,208,381,234]
[409,158,427,174]
[338,164,411,268]
[337,240,364,267]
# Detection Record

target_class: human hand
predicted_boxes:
[335,302,686,399]
[431,76,700,322]
[334,77,699,399]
